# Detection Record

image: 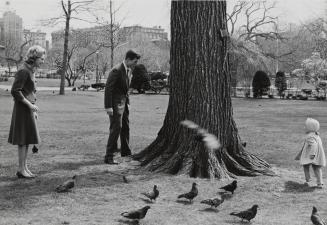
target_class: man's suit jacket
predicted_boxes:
[104,63,130,114]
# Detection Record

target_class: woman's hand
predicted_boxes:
[30,104,39,113]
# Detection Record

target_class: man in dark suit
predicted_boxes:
[104,50,140,164]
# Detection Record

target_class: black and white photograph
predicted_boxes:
[0,0,327,224]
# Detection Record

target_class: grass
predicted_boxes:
[0,78,101,88]
[1,89,327,225]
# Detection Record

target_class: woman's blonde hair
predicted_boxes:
[25,45,46,64]
[305,117,320,133]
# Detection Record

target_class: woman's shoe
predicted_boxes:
[16,171,34,179]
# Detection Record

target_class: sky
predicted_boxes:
[0,0,326,41]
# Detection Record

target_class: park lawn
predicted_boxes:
[1,90,327,225]
[1,78,98,88]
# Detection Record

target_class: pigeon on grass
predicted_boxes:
[180,120,220,150]
[55,175,76,193]
[230,204,258,222]
[121,206,151,222]
[141,185,159,202]
[178,182,198,203]
[219,180,237,194]
[311,206,327,225]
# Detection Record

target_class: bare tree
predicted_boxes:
[43,0,96,95]
[227,1,282,88]
[92,0,124,68]
[134,1,272,178]
[0,36,31,74]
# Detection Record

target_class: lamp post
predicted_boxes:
[95,50,99,83]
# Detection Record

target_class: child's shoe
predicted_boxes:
[304,182,310,187]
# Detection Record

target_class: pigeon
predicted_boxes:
[230,204,259,222]
[55,175,76,193]
[311,206,327,225]
[180,120,220,150]
[32,145,38,153]
[141,185,159,202]
[178,182,198,202]
[219,180,237,194]
[123,175,128,183]
[121,206,150,221]
[200,196,224,208]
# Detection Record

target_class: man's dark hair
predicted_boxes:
[125,50,140,60]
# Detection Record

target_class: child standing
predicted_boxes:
[296,118,326,188]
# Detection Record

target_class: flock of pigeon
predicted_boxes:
[54,175,326,224]
[53,120,326,224]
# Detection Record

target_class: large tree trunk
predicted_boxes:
[133,1,273,179]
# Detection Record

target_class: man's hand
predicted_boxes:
[310,155,315,159]
[105,108,113,116]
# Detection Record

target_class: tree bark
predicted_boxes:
[133,1,273,179]
[59,0,71,95]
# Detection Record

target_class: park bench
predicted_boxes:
[78,84,90,91]
[91,83,106,91]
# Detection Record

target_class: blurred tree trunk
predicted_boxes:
[59,0,71,95]
[134,0,272,179]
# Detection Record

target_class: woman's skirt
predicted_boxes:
[8,101,40,145]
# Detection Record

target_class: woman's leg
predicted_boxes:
[303,164,311,183]
[18,145,29,176]
[24,145,35,177]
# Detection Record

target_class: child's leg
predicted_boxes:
[303,164,311,183]
[312,165,323,186]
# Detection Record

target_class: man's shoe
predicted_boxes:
[104,158,119,165]
[16,171,35,179]
[121,151,132,157]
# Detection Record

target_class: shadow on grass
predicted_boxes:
[198,207,220,213]
[218,192,234,200]
[139,197,154,204]
[176,199,193,205]
[283,180,316,193]
[224,218,251,224]
[0,169,129,210]
[37,159,103,175]
[0,159,103,181]
[116,219,139,225]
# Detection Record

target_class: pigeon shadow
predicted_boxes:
[176,199,193,205]
[117,219,139,225]
[224,218,251,224]
[218,192,233,200]
[283,181,316,193]
[139,197,154,204]
[198,207,220,213]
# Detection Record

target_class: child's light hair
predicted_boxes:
[305,118,320,132]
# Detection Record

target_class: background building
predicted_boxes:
[2,11,22,44]
[119,25,168,42]
[23,29,47,48]
[51,26,112,47]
